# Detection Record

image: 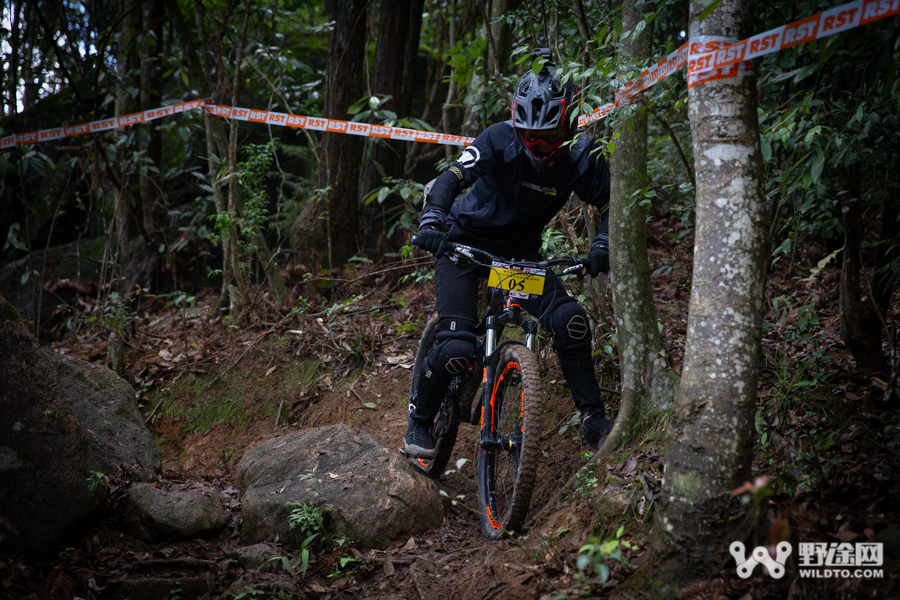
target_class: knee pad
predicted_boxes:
[549,301,591,357]
[426,318,477,379]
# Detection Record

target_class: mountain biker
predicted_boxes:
[404,52,614,459]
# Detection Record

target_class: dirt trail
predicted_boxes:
[10,248,898,599]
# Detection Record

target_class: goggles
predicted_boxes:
[519,126,568,144]
[519,126,568,158]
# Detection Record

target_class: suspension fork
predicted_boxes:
[481,315,501,437]
[523,320,538,353]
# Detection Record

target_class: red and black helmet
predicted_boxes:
[511,49,577,172]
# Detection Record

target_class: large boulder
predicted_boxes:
[235,424,443,550]
[0,294,160,558]
[119,483,231,542]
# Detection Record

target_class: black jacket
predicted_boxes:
[424,121,611,258]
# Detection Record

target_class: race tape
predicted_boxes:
[4,0,898,149]
[578,0,899,126]
[0,98,475,151]
[0,98,211,150]
[688,0,900,80]
[687,36,754,88]
[203,104,475,146]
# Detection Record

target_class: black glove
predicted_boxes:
[416,226,448,257]
[589,234,610,277]
[417,204,448,257]
[588,249,609,277]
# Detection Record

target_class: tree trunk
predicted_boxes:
[140,0,166,251]
[291,0,368,269]
[608,0,677,456]
[839,178,888,371]
[114,0,143,263]
[873,162,898,318]
[360,0,425,254]
[651,0,767,580]
[461,0,520,137]
[442,0,459,161]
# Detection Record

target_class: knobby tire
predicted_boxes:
[478,345,542,539]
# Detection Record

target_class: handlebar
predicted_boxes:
[411,236,589,276]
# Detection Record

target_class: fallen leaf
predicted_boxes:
[401,536,416,551]
[383,557,395,577]
[625,458,638,473]
[287,329,303,335]
[835,530,859,542]
[864,528,875,540]
[362,402,378,409]
[845,392,860,401]
[329,473,339,479]
[386,355,413,365]
[308,583,328,593]
[265,366,277,377]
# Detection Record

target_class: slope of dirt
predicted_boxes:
[4,242,899,599]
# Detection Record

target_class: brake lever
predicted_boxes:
[455,246,475,263]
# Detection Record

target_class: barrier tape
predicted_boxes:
[0,98,475,151]
[202,104,475,146]
[0,98,211,150]
[3,0,898,150]
[578,0,899,126]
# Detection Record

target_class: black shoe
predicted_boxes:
[582,414,612,448]
[404,416,436,458]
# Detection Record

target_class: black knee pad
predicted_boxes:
[426,318,477,379]
[549,300,591,357]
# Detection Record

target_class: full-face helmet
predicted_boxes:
[511,49,576,172]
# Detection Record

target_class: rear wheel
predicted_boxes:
[408,316,460,478]
[477,344,542,539]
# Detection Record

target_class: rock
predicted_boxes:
[875,527,900,556]
[120,483,230,542]
[0,294,160,558]
[104,576,210,600]
[235,424,443,550]
[231,543,283,570]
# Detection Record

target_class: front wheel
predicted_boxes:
[477,344,542,539]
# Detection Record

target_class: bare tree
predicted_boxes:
[606,0,678,456]
[360,0,425,254]
[291,0,368,269]
[651,0,767,578]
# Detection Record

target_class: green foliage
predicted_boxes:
[86,471,106,492]
[576,525,635,583]
[285,502,324,576]
[170,580,182,600]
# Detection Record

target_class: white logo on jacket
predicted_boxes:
[457,147,480,168]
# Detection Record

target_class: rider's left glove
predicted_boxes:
[588,235,610,277]
[416,205,448,258]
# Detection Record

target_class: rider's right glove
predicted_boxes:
[588,236,610,277]
[416,205,448,258]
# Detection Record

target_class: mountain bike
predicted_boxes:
[402,240,588,539]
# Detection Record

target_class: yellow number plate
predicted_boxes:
[487,263,546,297]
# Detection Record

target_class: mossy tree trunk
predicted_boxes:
[607,0,678,456]
[650,0,767,580]
[291,0,368,269]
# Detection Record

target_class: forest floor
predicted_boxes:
[4,227,899,600]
